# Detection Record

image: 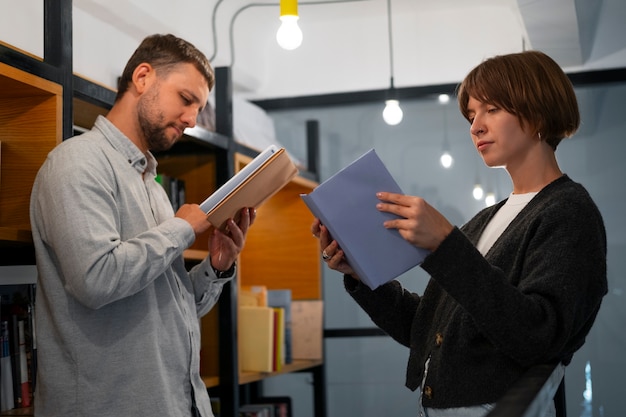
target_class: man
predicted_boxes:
[29,34,253,417]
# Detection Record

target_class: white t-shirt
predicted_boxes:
[476,192,538,255]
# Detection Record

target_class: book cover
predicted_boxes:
[1,320,15,411]
[267,290,292,364]
[200,145,298,231]
[300,149,429,289]
[239,403,273,417]
[291,300,323,360]
[250,397,292,417]
[239,306,274,373]
[240,285,268,307]
[271,307,285,372]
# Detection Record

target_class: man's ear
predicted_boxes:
[132,63,154,94]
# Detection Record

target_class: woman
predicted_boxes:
[313,50,607,417]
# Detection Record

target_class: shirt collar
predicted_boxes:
[93,115,158,176]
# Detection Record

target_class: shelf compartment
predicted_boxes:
[0,62,62,244]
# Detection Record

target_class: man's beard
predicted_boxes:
[137,87,182,153]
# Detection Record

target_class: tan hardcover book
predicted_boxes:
[200,145,298,230]
[291,300,323,360]
[239,306,275,373]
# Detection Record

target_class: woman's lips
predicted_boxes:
[476,140,492,151]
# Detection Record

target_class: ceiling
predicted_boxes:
[71,0,626,101]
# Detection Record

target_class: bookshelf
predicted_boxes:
[0,21,324,416]
[0,62,62,246]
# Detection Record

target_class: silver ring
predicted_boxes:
[322,250,331,260]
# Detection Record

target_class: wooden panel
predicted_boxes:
[73,96,109,129]
[0,63,62,242]
[236,153,321,300]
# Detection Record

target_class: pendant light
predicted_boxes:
[276,0,303,50]
[382,0,402,125]
[472,181,484,200]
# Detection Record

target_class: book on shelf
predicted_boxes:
[200,145,298,231]
[239,306,275,373]
[1,320,15,411]
[239,403,273,417]
[267,290,292,364]
[240,285,267,307]
[238,305,286,373]
[155,174,186,211]
[250,397,292,417]
[271,307,285,372]
[0,284,35,411]
[291,300,323,361]
[300,148,430,290]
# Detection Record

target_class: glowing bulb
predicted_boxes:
[276,15,303,50]
[473,184,484,200]
[382,99,403,125]
[438,94,450,104]
[485,192,496,207]
[440,151,453,169]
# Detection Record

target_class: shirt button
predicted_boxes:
[423,385,433,399]
[435,333,443,347]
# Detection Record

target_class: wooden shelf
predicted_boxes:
[201,359,323,388]
[0,62,62,246]
[239,359,324,385]
[0,406,34,416]
[0,226,33,243]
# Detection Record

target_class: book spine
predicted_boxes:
[17,320,30,407]
[1,320,15,411]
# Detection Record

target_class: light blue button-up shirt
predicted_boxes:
[30,116,229,417]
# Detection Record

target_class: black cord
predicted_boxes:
[208,0,225,62]
[387,0,395,89]
[221,0,371,67]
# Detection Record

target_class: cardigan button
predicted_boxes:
[423,385,433,399]
[435,333,444,347]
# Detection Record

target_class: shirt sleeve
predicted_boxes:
[189,255,235,318]
[31,141,197,309]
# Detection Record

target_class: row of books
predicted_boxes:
[0,285,35,412]
[239,287,292,373]
[155,173,186,211]
[239,286,323,374]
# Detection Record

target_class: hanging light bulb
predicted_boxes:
[382,0,402,125]
[473,183,484,200]
[276,0,303,50]
[383,98,403,125]
[485,192,496,207]
[440,151,453,169]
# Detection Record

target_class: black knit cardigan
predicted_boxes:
[345,175,607,408]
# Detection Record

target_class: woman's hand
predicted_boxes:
[376,192,453,252]
[311,218,359,279]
